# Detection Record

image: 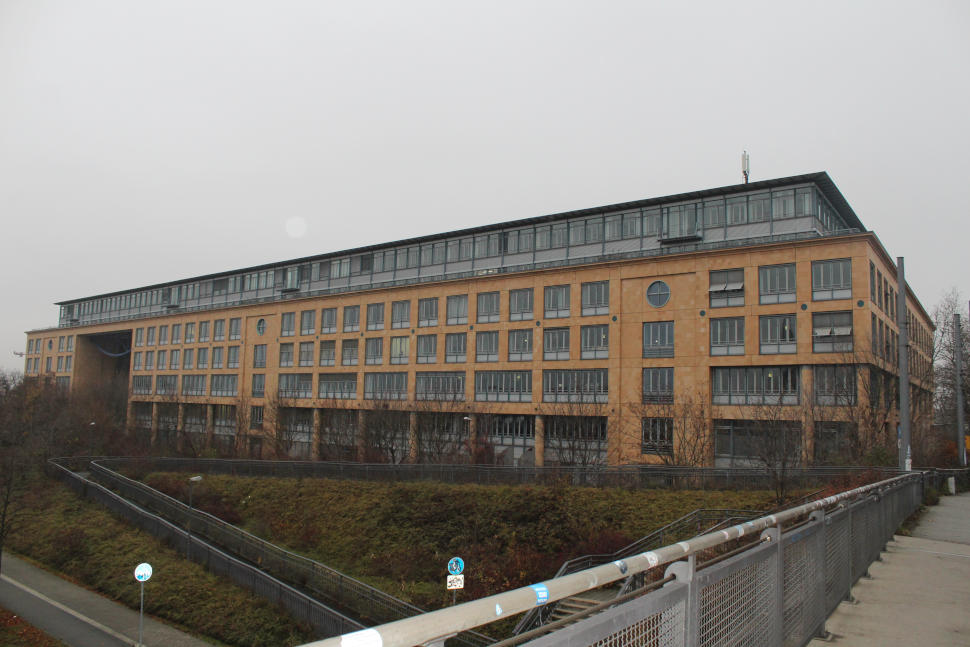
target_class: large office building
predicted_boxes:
[24,172,934,466]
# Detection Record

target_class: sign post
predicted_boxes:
[134,563,152,646]
[447,556,464,606]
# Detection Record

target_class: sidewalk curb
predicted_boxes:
[0,573,139,647]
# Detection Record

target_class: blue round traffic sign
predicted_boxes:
[447,557,464,575]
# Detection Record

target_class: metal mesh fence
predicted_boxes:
[47,462,362,638]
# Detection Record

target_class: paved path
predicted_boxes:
[808,491,970,647]
[0,552,212,647]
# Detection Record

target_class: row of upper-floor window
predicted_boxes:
[133,347,239,371]
[59,185,847,321]
[644,311,858,357]
[641,365,859,406]
[26,336,74,354]
[708,259,852,309]
[131,368,608,403]
[868,260,932,357]
[24,356,72,374]
[134,319,240,347]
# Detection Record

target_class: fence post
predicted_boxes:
[665,554,698,647]
[761,525,784,646]
[810,510,829,639]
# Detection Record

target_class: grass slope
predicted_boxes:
[0,606,67,647]
[8,478,313,647]
[143,473,778,609]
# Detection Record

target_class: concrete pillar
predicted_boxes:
[534,414,545,467]
[802,366,815,464]
[205,404,215,449]
[126,400,135,436]
[150,402,159,447]
[467,414,478,461]
[356,409,368,462]
[177,403,186,453]
[312,408,322,460]
[408,411,419,463]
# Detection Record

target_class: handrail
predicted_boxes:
[300,471,923,647]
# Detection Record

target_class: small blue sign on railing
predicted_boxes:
[448,557,464,575]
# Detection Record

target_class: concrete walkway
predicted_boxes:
[0,552,212,647]
[808,491,970,647]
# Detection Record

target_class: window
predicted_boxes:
[182,374,206,396]
[710,317,745,355]
[543,328,570,360]
[509,288,534,321]
[390,336,409,364]
[642,321,674,358]
[365,338,383,365]
[343,305,360,332]
[642,367,673,403]
[133,352,143,370]
[712,366,799,405]
[445,333,466,363]
[813,311,853,352]
[714,419,801,464]
[298,342,314,366]
[185,323,195,343]
[342,339,359,366]
[213,320,225,341]
[870,262,876,302]
[251,374,265,398]
[509,329,533,361]
[418,298,438,327]
[135,328,144,346]
[321,308,337,333]
[543,369,608,403]
[319,374,357,399]
[704,201,725,228]
[662,204,700,239]
[319,340,336,366]
[156,375,177,395]
[146,327,156,346]
[812,259,852,300]
[814,365,856,405]
[57,337,64,353]
[253,344,267,368]
[279,373,313,399]
[196,348,208,369]
[391,301,410,328]
[66,336,74,352]
[446,295,468,325]
[229,318,241,340]
[366,303,385,330]
[581,281,609,315]
[225,346,238,369]
[727,197,747,225]
[156,350,167,370]
[477,292,500,323]
[144,351,154,370]
[183,349,194,369]
[132,375,152,394]
[279,343,294,367]
[759,264,796,304]
[172,324,182,343]
[581,325,609,359]
[710,269,745,308]
[642,418,673,455]
[56,356,64,372]
[364,372,408,400]
[760,315,797,354]
[158,325,168,345]
[417,334,437,363]
[475,371,532,402]
[251,405,264,428]
[416,372,465,401]
[476,331,498,362]
[814,421,858,463]
[644,281,670,309]
[199,321,210,342]
[544,285,570,318]
[301,310,316,335]
[772,190,795,220]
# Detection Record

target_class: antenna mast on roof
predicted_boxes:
[741,150,750,184]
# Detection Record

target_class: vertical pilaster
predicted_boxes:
[356,409,368,461]
[150,402,159,447]
[408,411,419,463]
[177,403,186,452]
[205,404,215,449]
[312,408,322,460]
[534,414,545,467]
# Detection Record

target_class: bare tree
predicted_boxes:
[626,394,713,466]
[540,400,611,467]
[412,398,469,464]
[317,405,358,461]
[361,402,410,463]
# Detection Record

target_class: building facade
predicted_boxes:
[24,172,935,466]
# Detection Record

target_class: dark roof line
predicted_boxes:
[56,171,860,305]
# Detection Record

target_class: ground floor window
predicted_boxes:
[714,419,801,467]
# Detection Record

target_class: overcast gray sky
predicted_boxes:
[1,0,968,372]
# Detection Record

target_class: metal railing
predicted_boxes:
[92,456,897,491]
[513,508,761,634]
[302,471,923,647]
[45,460,363,638]
[83,458,491,647]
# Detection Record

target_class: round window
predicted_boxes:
[646,281,670,308]
[256,319,266,335]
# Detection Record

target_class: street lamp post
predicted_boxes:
[186,475,202,558]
